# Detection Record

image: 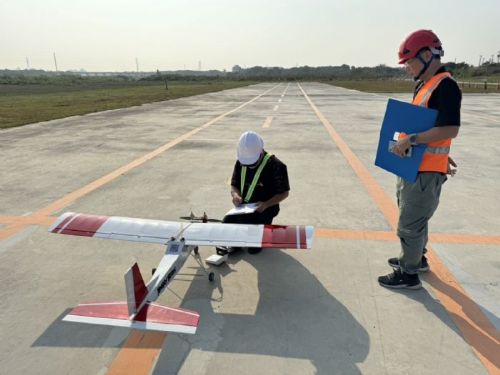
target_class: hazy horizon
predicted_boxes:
[2,0,499,72]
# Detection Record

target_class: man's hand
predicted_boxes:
[255,201,268,213]
[393,137,411,157]
[232,193,242,207]
[447,156,457,176]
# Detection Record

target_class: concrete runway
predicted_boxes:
[0,82,498,374]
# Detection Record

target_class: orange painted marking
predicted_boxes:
[262,116,273,128]
[107,331,167,375]
[299,82,499,374]
[315,228,500,245]
[0,215,55,226]
[0,223,26,241]
[425,247,500,372]
[430,233,500,245]
[316,228,397,241]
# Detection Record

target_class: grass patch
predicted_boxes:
[0,81,254,129]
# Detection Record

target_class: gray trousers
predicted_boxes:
[396,172,447,274]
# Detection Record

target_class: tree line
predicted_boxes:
[1,61,499,85]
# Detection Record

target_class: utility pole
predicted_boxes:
[26,57,30,70]
[198,60,201,71]
[53,52,58,72]
[135,57,139,73]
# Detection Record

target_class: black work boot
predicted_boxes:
[378,269,422,290]
[388,255,429,272]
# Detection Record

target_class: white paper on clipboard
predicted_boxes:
[225,203,258,216]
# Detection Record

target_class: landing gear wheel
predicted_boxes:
[151,267,157,275]
[193,246,199,255]
[208,272,215,282]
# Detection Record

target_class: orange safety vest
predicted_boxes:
[412,72,454,173]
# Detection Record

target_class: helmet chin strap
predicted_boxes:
[414,52,435,81]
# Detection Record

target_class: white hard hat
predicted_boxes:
[237,131,264,165]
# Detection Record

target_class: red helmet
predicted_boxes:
[398,29,443,64]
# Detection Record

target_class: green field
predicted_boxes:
[0,80,254,129]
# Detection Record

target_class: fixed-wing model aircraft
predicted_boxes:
[49,212,314,334]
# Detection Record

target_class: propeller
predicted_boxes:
[179,211,222,223]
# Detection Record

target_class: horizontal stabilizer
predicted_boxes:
[63,301,200,334]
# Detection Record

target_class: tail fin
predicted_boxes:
[124,263,148,316]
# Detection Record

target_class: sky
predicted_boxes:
[1,0,499,72]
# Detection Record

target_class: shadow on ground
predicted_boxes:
[155,249,370,374]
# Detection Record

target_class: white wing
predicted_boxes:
[49,212,314,249]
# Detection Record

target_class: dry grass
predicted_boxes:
[0,81,253,129]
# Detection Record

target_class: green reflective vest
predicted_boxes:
[240,153,272,203]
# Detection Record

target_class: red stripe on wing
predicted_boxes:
[51,213,76,233]
[262,225,302,249]
[60,214,109,237]
[299,226,307,249]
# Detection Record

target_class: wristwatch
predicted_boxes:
[409,133,418,146]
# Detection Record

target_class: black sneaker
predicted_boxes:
[248,247,262,254]
[388,255,429,272]
[216,246,229,255]
[378,269,422,289]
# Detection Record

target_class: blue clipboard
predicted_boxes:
[375,99,437,182]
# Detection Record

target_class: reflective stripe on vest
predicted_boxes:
[241,153,272,203]
[412,72,453,173]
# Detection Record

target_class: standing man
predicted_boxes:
[378,29,461,289]
[221,131,290,254]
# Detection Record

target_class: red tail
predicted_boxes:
[124,263,148,315]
